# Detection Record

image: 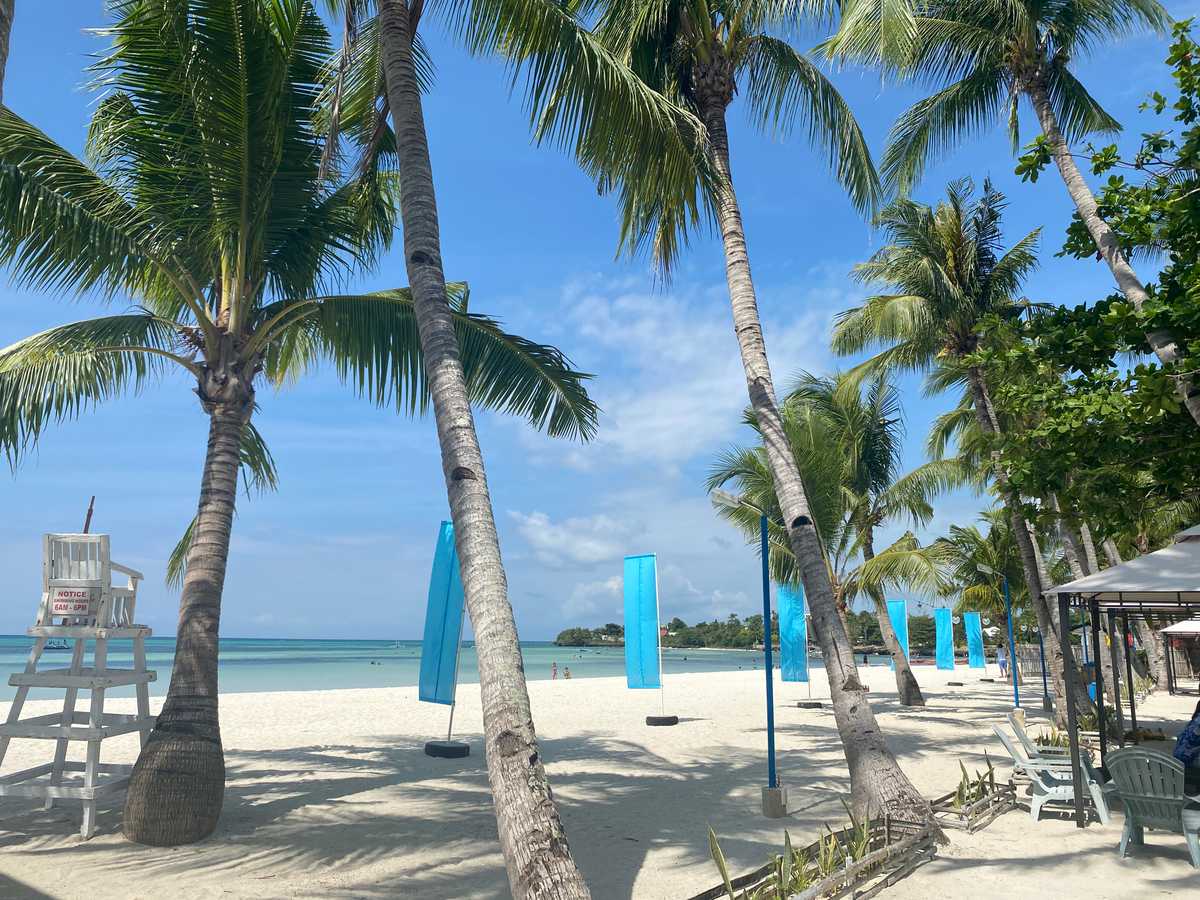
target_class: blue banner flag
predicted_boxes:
[965,611,985,669]
[935,608,954,670]
[419,521,465,705]
[623,554,661,689]
[778,583,808,682]
[887,599,910,660]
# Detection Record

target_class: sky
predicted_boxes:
[0,2,1196,640]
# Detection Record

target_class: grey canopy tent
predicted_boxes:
[1046,525,1200,826]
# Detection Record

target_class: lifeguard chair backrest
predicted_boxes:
[40,533,111,627]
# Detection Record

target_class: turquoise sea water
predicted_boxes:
[0,636,889,701]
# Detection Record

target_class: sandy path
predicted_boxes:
[0,664,1194,898]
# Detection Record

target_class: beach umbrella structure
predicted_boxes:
[623,553,676,727]
[419,522,469,759]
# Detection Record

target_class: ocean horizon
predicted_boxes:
[0,635,886,702]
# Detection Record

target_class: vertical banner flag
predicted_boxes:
[887,599,910,660]
[419,521,465,705]
[624,554,661,689]
[965,611,985,669]
[778,583,809,682]
[935,608,955,670]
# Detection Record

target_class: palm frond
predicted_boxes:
[742,34,879,213]
[0,314,188,464]
[261,286,598,440]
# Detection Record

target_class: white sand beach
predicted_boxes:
[1,665,1197,899]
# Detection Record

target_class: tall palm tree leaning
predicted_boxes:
[831,179,1092,724]
[569,0,933,822]
[827,0,1200,424]
[329,0,715,892]
[0,0,12,103]
[0,0,598,848]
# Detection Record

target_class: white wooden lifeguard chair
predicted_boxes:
[0,534,156,837]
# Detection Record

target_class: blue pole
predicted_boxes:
[761,514,777,790]
[1004,577,1019,708]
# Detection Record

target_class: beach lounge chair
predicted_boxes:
[1007,711,1072,761]
[993,725,1111,825]
[1107,747,1200,867]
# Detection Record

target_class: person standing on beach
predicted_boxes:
[563,667,572,679]
[997,645,1009,680]
[552,662,558,680]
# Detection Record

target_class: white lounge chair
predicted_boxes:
[1008,710,1072,761]
[1107,747,1200,868]
[993,725,1111,825]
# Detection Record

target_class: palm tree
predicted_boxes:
[0,0,597,846]
[324,1,711,892]
[0,0,12,104]
[708,372,955,708]
[786,372,961,705]
[571,0,937,824]
[831,178,1092,724]
[827,0,1200,425]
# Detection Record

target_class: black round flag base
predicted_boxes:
[646,715,679,727]
[424,740,470,758]
[948,681,964,687]
[979,678,995,683]
[796,701,823,709]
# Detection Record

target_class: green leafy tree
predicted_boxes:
[0,0,596,846]
[827,0,1200,425]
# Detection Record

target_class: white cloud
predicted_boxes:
[508,510,642,568]
[514,269,862,472]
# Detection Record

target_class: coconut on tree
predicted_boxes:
[0,0,598,847]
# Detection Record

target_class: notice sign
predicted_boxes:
[50,588,98,617]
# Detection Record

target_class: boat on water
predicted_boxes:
[45,640,70,650]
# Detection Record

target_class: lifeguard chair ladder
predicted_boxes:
[0,534,156,837]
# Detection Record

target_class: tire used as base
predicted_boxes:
[645,715,679,726]
[424,740,470,758]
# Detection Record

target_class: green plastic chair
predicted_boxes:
[1107,747,1200,868]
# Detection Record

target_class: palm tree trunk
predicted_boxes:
[1023,72,1200,427]
[1078,519,1101,574]
[0,1,12,105]
[699,92,930,822]
[377,3,588,896]
[862,535,924,706]
[124,397,246,845]
[965,366,1082,724]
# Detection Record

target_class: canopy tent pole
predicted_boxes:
[1089,598,1108,763]
[1106,610,1125,749]
[1059,593,1088,827]
[1167,635,1177,695]
[1122,612,1139,740]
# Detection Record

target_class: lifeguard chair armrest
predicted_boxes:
[110,562,144,580]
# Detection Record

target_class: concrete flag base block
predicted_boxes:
[646,715,679,726]
[979,678,995,683]
[424,740,470,759]
[762,786,788,818]
[796,701,823,709]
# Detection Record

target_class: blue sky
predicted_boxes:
[0,2,1194,639]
